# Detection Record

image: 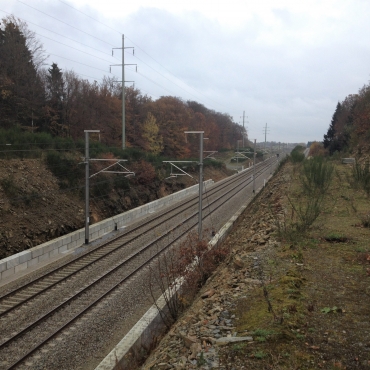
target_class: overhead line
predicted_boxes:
[36,33,114,64]
[126,50,214,106]
[15,1,234,116]
[134,70,178,97]
[17,0,115,46]
[48,54,112,73]
[125,36,231,110]
[0,9,116,59]
[57,0,122,35]
[52,1,231,112]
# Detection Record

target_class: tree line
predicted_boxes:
[0,15,245,158]
[323,82,370,155]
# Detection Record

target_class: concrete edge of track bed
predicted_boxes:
[94,174,273,370]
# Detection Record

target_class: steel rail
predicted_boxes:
[0,160,268,314]
[3,157,276,369]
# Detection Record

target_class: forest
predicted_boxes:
[323,83,370,156]
[0,15,245,157]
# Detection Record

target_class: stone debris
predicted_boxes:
[141,174,286,369]
[215,336,253,346]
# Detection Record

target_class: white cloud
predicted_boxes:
[1,0,370,143]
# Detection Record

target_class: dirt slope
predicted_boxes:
[0,159,232,260]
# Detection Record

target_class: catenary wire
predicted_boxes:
[17,0,115,47]
[5,3,239,122]
[50,1,232,112]
[36,32,115,64]
[0,9,116,59]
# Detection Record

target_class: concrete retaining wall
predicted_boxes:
[342,158,355,164]
[0,180,214,283]
[94,177,271,370]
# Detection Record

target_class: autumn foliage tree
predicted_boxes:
[324,86,370,155]
[142,112,163,155]
[0,15,245,156]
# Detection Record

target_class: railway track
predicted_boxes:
[0,157,277,369]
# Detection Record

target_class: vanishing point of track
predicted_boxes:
[0,158,277,369]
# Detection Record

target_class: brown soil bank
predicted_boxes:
[0,158,232,260]
[142,159,370,370]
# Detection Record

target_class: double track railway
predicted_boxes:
[0,158,277,369]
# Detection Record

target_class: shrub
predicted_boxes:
[300,156,334,195]
[288,195,323,232]
[0,176,19,198]
[130,160,157,185]
[290,149,305,163]
[149,231,230,328]
[282,156,333,233]
[45,151,83,189]
[352,160,370,196]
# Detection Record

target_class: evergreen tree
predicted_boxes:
[44,63,66,135]
[323,102,342,154]
[0,17,44,129]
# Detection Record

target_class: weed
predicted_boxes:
[301,156,334,196]
[197,352,207,367]
[254,350,267,359]
[291,250,304,262]
[357,252,370,265]
[287,194,324,232]
[23,190,41,205]
[355,247,366,252]
[359,213,370,228]
[45,151,83,189]
[149,231,230,329]
[0,176,18,198]
[279,156,334,234]
[252,329,275,341]
[231,342,247,351]
[257,265,283,323]
[321,306,342,314]
[290,146,305,163]
[324,233,348,242]
[351,160,370,195]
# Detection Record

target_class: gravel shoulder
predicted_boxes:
[141,159,370,370]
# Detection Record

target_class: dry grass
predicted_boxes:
[219,160,370,369]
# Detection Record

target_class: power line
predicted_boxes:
[135,70,179,97]
[125,36,231,111]
[48,54,112,73]
[36,33,114,64]
[51,1,231,112]
[57,0,122,35]
[126,49,216,106]
[0,9,115,59]
[12,1,235,118]
[17,0,115,46]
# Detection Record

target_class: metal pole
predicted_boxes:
[253,139,256,194]
[236,140,239,164]
[270,141,273,174]
[122,34,125,149]
[198,132,204,240]
[242,111,245,148]
[85,131,90,244]
[84,130,100,245]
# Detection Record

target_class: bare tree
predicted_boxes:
[2,15,48,70]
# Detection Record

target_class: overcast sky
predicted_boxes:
[2,0,370,144]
